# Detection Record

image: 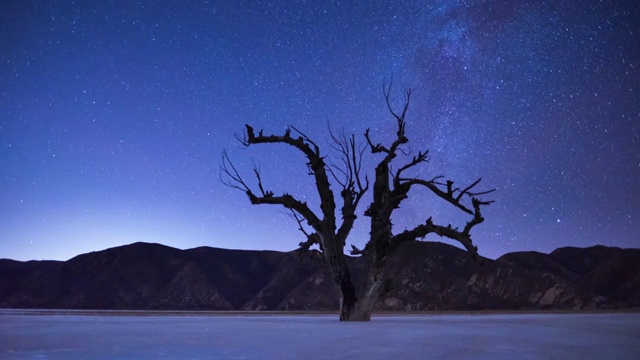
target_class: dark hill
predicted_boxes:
[1,242,638,311]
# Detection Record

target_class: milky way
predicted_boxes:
[2,1,639,261]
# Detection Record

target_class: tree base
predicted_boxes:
[339,302,374,321]
[340,312,372,321]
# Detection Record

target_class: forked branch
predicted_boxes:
[362,83,494,266]
[220,150,323,233]
[364,84,412,163]
[399,177,495,215]
[287,209,323,257]
[328,128,370,244]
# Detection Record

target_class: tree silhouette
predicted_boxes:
[222,85,494,321]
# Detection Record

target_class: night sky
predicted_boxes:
[2,1,639,262]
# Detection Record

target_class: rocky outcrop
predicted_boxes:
[1,241,638,311]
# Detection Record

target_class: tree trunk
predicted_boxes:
[338,262,386,321]
[324,253,359,321]
[339,288,357,321]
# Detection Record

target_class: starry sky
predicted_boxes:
[2,1,639,262]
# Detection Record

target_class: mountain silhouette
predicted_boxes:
[1,241,638,311]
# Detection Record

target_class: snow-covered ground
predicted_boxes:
[1,311,638,359]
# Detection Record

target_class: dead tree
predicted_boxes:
[221,85,494,321]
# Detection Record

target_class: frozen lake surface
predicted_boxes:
[1,311,639,359]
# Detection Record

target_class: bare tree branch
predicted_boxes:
[329,128,370,245]
[349,244,364,256]
[243,124,336,228]
[328,127,353,188]
[286,209,323,258]
[247,192,323,230]
[363,82,495,271]
[408,178,494,214]
[220,148,323,234]
[392,194,493,264]
[228,124,368,260]
[220,150,251,192]
[383,81,411,131]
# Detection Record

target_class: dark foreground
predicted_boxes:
[1,311,638,359]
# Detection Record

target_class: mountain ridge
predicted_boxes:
[1,241,638,311]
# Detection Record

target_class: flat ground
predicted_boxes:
[1,311,638,359]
